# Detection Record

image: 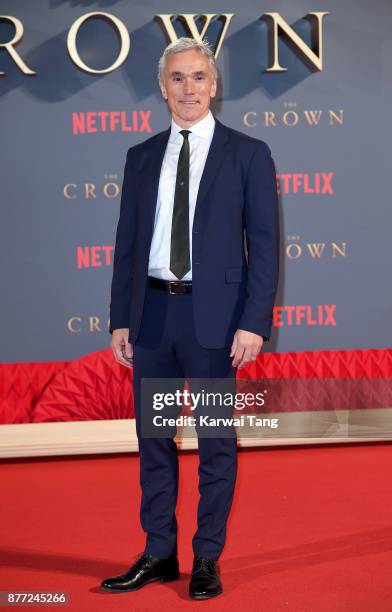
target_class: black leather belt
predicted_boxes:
[147,276,192,294]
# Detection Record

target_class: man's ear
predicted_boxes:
[210,79,217,99]
[159,81,167,100]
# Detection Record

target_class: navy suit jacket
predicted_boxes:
[109,117,280,349]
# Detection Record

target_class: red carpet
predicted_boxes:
[0,444,391,611]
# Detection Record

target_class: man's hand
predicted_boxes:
[230,329,263,369]
[111,328,133,369]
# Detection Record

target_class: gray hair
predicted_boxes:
[158,37,218,82]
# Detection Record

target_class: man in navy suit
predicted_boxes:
[102,37,279,600]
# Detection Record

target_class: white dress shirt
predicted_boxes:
[148,110,215,281]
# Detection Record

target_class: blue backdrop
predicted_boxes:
[1,0,391,362]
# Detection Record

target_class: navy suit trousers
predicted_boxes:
[132,284,238,559]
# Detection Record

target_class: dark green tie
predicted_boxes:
[170,129,191,279]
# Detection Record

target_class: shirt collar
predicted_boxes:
[169,110,215,143]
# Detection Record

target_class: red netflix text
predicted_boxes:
[77,246,114,268]
[72,111,152,135]
[273,304,336,327]
[276,172,334,195]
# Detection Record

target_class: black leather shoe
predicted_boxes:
[189,556,223,600]
[101,552,179,592]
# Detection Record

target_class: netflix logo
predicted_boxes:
[77,246,113,268]
[72,110,152,135]
[276,172,335,195]
[273,304,336,327]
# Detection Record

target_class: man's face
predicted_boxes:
[159,49,217,128]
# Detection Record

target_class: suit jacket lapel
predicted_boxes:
[193,118,229,229]
[144,127,170,232]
